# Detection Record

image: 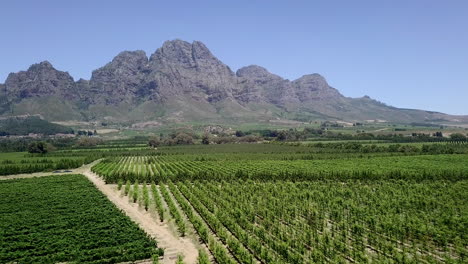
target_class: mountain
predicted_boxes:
[1,39,467,126]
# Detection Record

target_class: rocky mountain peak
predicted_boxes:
[149,40,233,73]
[145,40,236,102]
[89,50,150,105]
[4,61,75,100]
[236,65,282,81]
[92,50,148,75]
[110,50,148,67]
[29,60,54,70]
[293,73,343,102]
[149,39,193,66]
[294,73,328,87]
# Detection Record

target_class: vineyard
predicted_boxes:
[3,141,467,177]
[0,152,97,176]
[0,174,162,263]
[0,145,157,176]
[92,154,468,183]
[117,176,467,263]
[91,143,468,263]
[1,141,467,263]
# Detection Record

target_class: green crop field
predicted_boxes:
[0,152,96,176]
[2,139,467,263]
[92,151,468,184]
[0,174,162,263]
[169,179,467,263]
[90,143,467,263]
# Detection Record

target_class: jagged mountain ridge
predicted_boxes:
[1,39,466,125]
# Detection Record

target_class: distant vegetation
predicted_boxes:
[27,141,54,154]
[0,116,73,135]
[145,127,468,146]
[0,137,77,152]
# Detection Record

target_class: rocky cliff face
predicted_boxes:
[147,40,238,103]
[4,61,77,101]
[293,74,343,102]
[235,65,298,106]
[1,39,466,124]
[0,83,8,114]
[89,50,149,105]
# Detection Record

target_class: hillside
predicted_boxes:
[1,39,467,126]
[0,116,74,135]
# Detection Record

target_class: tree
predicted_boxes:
[174,132,194,145]
[27,141,50,154]
[201,134,211,145]
[235,130,245,137]
[148,136,161,148]
[239,135,261,143]
[277,131,287,141]
[76,137,102,147]
[450,133,467,141]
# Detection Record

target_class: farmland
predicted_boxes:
[169,179,466,263]
[92,154,468,183]
[1,139,467,263]
[0,140,151,176]
[0,151,96,176]
[91,143,467,263]
[0,174,162,263]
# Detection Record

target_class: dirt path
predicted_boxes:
[0,160,102,181]
[2,160,200,263]
[82,169,199,264]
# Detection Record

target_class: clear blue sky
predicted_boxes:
[1,0,467,114]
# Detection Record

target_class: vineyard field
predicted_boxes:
[0,174,162,263]
[91,143,468,263]
[121,177,467,263]
[92,154,468,183]
[0,152,96,176]
[3,141,467,263]
[170,179,467,263]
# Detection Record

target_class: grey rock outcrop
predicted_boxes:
[293,74,342,102]
[147,40,238,102]
[236,65,299,106]
[4,61,77,100]
[89,50,149,104]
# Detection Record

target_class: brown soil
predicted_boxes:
[82,169,199,264]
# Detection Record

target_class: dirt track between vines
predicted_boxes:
[0,160,100,180]
[82,169,199,264]
[2,161,199,263]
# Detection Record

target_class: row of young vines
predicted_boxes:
[92,154,468,183]
[115,178,466,263]
[94,148,467,263]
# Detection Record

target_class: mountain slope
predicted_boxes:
[1,39,466,125]
[0,115,73,135]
